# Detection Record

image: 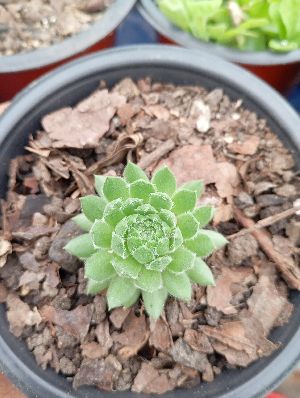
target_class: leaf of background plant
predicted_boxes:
[187,257,215,285]
[64,234,96,258]
[124,161,148,183]
[72,213,93,232]
[142,288,168,319]
[152,166,176,196]
[163,270,191,300]
[107,277,140,309]
[279,0,300,41]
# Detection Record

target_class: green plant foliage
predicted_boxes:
[157,0,300,53]
[66,162,227,318]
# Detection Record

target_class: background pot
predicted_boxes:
[0,0,136,101]
[0,45,299,398]
[138,0,300,93]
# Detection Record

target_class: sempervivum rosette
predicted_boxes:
[65,162,227,318]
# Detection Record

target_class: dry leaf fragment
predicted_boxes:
[207,267,254,315]
[228,135,260,155]
[6,294,42,337]
[156,145,239,200]
[0,238,12,268]
[132,363,174,394]
[42,89,126,149]
[149,317,173,352]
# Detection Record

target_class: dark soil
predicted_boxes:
[0,78,299,394]
[0,0,112,56]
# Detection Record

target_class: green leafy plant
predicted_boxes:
[157,0,300,52]
[65,162,227,318]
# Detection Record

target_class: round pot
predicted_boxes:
[0,0,136,101]
[138,0,300,93]
[0,45,300,398]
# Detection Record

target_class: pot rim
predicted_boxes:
[0,45,299,398]
[0,0,136,72]
[138,0,300,66]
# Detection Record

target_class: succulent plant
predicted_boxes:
[65,162,227,318]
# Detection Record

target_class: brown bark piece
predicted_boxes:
[40,304,93,342]
[234,207,300,290]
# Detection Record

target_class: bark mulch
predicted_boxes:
[0,78,299,394]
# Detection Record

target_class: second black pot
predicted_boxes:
[0,45,299,398]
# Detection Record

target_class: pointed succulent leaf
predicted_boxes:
[72,213,93,232]
[121,198,143,216]
[156,237,171,256]
[94,175,106,196]
[134,204,157,215]
[127,236,142,253]
[152,166,176,196]
[107,277,140,309]
[91,220,113,248]
[111,233,129,259]
[112,256,142,279]
[103,176,129,201]
[193,206,215,227]
[185,232,215,257]
[85,250,115,282]
[145,256,172,272]
[87,279,109,295]
[123,288,141,308]
[187,257,215,286]
[200,229,228,250]
[149,192,173,210]
[80,195,107,222]
[124,161,148,183]
[132,245,155,264]
[130,179,156,201]
[172,189,197,215]
[169,228,183,252]
[142,288,168,319]
[64,234,96,259]
[177,213,198,239]
[159,209,176,228]
[103,199,124,226]
[135,268,162,292]
[180,180,204,198]
[163,270,192,301]
[168,247,196,274]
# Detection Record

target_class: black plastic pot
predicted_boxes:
[0,45,299,398]
[138,0,300,93]
[0,0,136,101]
